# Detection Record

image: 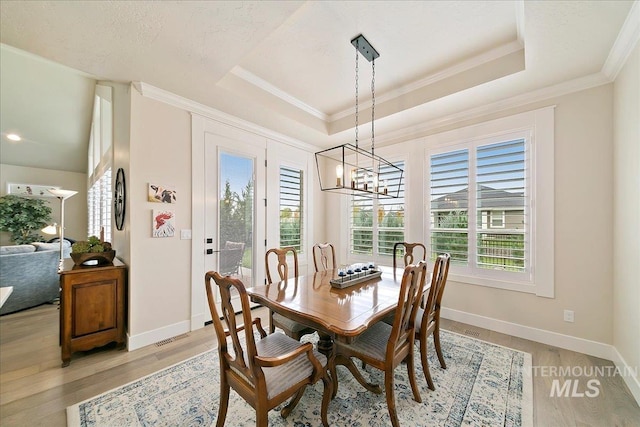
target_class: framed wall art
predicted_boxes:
[152,209,175,238]
[148,183,177,204]
[6,183,60,197]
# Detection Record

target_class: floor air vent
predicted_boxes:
[464,329,480,338]
[154,333,190,347]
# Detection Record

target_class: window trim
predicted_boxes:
[347,153,407,265]
[424,107,555,297]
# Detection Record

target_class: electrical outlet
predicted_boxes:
[563,309,574,323]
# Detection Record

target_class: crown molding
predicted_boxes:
[373,72,610,147]
[329,40,525,123]
[132,81,321,153]
[602,0,640,80]
[230,66,329,122]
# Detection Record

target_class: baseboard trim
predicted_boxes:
[441,307,614,360]
[611,346,640,406]
[127,320,191,352]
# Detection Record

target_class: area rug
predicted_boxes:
[67,330,532,426]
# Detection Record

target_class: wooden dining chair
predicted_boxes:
[265,247,316,340]
[380,241,428,326]
[328,261,428,427]
[393,242,427,270]
[312,242,336,272]
[205,271,331,427]
[415,253,451,390]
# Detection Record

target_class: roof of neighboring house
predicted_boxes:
[431,186,524,210]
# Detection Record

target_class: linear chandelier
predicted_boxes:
[315,34,404,198]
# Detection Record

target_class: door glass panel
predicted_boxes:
[219,152,253,288]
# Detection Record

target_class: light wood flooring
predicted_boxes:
[1,304,639,426]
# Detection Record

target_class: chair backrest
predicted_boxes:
[393,242,427,270]
[421,253,451,327]
[312,243,336,272]
[205,271,264,387]
[219,241,245,276]
[265,246,299,284]
[387,261,428,359]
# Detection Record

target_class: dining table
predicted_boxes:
[247,264,427,394]
[247,265,407,352]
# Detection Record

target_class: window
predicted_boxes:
[88,168,112,241]
[429,139,526,272]
[350,161,405,257]
[279,166,304,253]
[426,107,554,297]
[87,84,113,241]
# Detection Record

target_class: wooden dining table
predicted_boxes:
[246,265,406,355]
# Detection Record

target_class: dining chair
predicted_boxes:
[265,247,316,340]
[392,242,427,271]
[312,242,336,272]
[328,261,428,427]
[415,253,451,390]
[380,241,428,326]
[205,271,331,427]
[219,241,245,277]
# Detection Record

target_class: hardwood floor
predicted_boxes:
[1,304,639,426]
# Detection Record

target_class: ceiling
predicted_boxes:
[0,1,636,173]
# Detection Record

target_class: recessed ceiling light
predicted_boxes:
[7,133,22,142]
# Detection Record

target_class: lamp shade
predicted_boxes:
[48,189,78,200]
[41,224,58,235]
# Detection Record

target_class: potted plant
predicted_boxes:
[71,236,115,266]
[0,195,52,244]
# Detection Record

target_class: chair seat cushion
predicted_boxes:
[337,321,392,363]
[273,313,314,333]
[231,332,327,399]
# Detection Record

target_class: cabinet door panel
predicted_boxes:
[72,281,117,337]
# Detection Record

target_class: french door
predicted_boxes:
[204,132,265,316]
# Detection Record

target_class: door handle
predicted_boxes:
[206,249,221,255]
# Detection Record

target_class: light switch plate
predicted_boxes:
[180,229,192,240]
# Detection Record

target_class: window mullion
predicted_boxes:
[468,145,478,270]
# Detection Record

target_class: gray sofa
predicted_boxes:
[0,241,70,315]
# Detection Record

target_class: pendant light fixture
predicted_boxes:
[315,34,404,198]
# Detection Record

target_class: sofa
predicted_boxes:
[0,241,71,315]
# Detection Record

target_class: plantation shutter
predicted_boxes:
[279,166,303,252]
[429,149,469,263]
[87,168,112,242]
[476,139,526,271]
[377,161,405,255]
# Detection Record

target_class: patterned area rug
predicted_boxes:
[67,330,532,426]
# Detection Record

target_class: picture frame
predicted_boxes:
[148,183,177,204]
[6,183,61,197]
[152,209,175,238]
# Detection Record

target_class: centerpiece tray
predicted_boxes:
[330,270,382,289]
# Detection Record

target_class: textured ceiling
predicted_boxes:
[0,1,636,173]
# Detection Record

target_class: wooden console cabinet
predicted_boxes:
[59,258,127,367]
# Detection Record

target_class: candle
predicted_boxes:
[336,164,343,187]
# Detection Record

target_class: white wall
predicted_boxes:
[0,164,87,245]
[440,85,614,347]
[613,42,640,401]
[128,90,193,343]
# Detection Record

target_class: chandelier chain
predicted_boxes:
[371,59,375,156]
[354,40,359,149]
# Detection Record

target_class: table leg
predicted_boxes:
[317,332,334,357]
